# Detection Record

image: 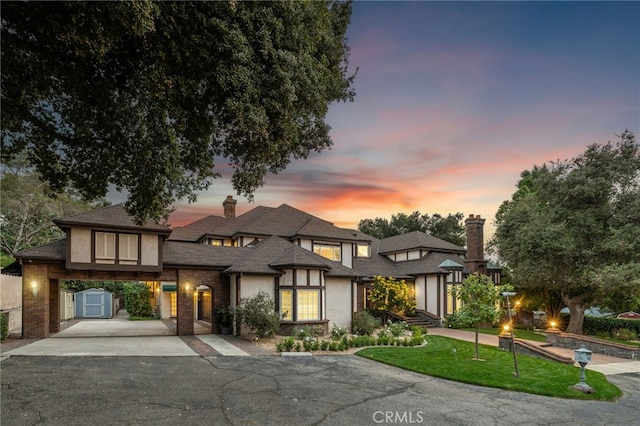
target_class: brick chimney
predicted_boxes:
[223,195,237,219]
[464,214,488,274]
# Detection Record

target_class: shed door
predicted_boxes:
[84,292,105,317]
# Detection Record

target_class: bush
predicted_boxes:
[0,312,8,341]
[123,282,152,317]
[389,321,407,337]
[330,324,348,340]
[294,325,323,340]
[277,336,295,352]
[612,328,637,341]
[352,310,380,336]
[238,290,280,338]
[565,313,640,337]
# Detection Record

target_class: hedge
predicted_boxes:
[561,313,640,336]
[0,312,8,341]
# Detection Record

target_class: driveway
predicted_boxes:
[1,355,639,426]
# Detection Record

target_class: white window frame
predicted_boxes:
[356,243,371,258]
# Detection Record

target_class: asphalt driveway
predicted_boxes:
[1,355,639,426]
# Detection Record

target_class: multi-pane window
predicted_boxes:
[280,290,293,320]
[119,234,139,262]
[203,238,223,246]
[279,289,320,321]
[356,243,371,258]
[313,242,341,261]
[170,292,177,317]
[297,290,320,320]
[95,232,116,262]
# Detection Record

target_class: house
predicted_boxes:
[11,196,500,338]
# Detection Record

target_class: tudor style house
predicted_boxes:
[13,196,500,338]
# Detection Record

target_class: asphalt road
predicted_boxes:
[1,355,638,426]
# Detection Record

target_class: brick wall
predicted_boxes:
[177,269,227,335]
[22,263,50,338]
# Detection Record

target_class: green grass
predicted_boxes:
[595,336,640,349]
[462,327,548,342]
[356,335,621,401]
[128,316,160,321]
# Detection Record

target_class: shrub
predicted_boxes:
[612,328,637,341]
[294,325,323,340]
[238,290,280,338]
[368,276,417,321]
[277,336,295,352]
[0,312,8,341]
[123,282,152,317]
[330,324,348,340]
[352,310,380,336]
[579,315,640,337]
[389,321,407,337]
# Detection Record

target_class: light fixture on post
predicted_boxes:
[501,291,519,377]
[30,280,39,297]
[572,345,594,393]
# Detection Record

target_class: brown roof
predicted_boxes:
[54,204,171,234]
[13,239,66,261]
[377,231,465,254]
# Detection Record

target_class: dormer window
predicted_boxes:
[313,242,341,261]
[356,243,371,258]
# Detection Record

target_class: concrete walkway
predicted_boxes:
[0,314,258,359]
[428,327,640,375]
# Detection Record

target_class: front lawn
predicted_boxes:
[356,335,621,401]
[462,327,548,342]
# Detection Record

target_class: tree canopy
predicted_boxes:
[1,1,357,224]
[491,131,640,334]
[0,153,108,257]
[358,211,466,246]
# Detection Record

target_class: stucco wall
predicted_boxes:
[414,276,426,311]
[0,274,22,333]
[140,234,159,265]
[426,276,439,314]
[240,275,275,300]
[325,278,352,329]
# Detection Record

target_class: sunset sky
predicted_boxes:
[165,1,639,237]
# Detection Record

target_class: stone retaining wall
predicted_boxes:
[545,331,638,360]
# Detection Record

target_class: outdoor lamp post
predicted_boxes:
[573,345,594,393]
[501,291,519,377]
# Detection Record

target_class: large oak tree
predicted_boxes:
[491,131,640,334]
[1,1,356,223]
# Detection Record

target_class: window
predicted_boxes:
[170,292,177,317]
[280,290,293,320]
[203,238,223,246]
[95,232,116,262]
[313,242,341,261]
[297,290,320,320]
[356,243,370,258]
[119,234,139,262]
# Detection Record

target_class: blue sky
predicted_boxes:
[166,1,639,236]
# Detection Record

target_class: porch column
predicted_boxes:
[176,275,194,336]
[22,263,50,338]
[48,279,60,333]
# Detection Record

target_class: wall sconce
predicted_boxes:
[30,280,39,297]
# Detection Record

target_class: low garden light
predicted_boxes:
[548,320,558,331]
[572,345,594,393]
[500,324,511,337]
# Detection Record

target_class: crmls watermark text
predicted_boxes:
[372,411,424,424]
